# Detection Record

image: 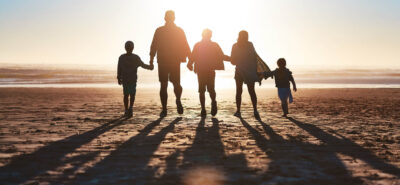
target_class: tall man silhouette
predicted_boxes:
[150,10,191,117]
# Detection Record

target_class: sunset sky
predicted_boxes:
[0,0,399,69]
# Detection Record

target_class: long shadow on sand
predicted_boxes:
[288,117,400,178]
[0,116,129,184]
[70,117,182,184]
[158,118,252,185]
[240,118,364,184]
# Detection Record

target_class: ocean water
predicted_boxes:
[0,65,399,88]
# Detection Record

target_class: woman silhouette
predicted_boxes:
[230,30,260,119]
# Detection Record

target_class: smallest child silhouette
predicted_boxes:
[117,41,154,117]
[265,58,297,117]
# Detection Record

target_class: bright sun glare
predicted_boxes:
[161,0,243,89]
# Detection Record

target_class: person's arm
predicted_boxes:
[289,71,297,92]
[263,70,274,79]
[215,43,231,62]
[139,56,154,70]
[230,45,237,65]
[149,29,159,65]
[180,29,191,62]
[187,44,197,71]
[117,57,122,85]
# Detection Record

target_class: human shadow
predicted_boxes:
[0,116,128,184]
[158,118,251,184]
[181,118,225,166]
[288,117,400,177]
[240,118,364,184]
[70,117,182,184]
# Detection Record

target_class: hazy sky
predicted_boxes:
[0,0,399,69]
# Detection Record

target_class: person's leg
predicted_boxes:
[235,77,243,116]
[129,94,135,109]
[198,73,207,116]
[158,63,169,117]
[281,99,288,116]
[278,88,289,117]
[160,82,168,111]
[173,82,183,101]
[129,84,136,109]
[123,94,129,111]
[171,63,183,114]
[247,82,258,112]
[208,72,217,116]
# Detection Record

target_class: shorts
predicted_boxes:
[197,71,215,93]
[123,83,137,95]
[278,88,293,103]
[158,62,181,84]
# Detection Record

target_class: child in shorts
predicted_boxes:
[265,58,297,117]
[117,41,154,117]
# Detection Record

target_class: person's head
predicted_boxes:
[237,30,249,43]
[202,29,212,40]
[277,58,287,68]
[164,10,175,23]
[125,41,134,53]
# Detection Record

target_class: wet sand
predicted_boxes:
[0,88,399,185]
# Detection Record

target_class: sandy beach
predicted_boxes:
[0,88,399,185]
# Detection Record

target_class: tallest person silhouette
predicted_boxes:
[150,10,191,117]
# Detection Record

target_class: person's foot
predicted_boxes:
[160,109,167,117]
[176,100,183,114]
[234,111,241,117]
[124,110,129,117]
[128,107,133,117]
[282,114,287,117]
[201,109,207,117]
[254,110,260,120]
[211,101,217,116]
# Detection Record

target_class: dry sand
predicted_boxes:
[0,88,399,185]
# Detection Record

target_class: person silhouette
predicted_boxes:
[187,29,230,117]
[150,10,191,117]
[118,41,154,117]
[231,30,260,119]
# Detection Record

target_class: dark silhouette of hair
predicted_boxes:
[164,10,175,23]
[277,58,286,68]
[238,30,249,44]
[202,29,212,40]
[125,41,134,53]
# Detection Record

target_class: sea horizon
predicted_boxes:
[0,63,399,88]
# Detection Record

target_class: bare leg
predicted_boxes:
[199,92,206,110]
[160,82,168,111]
[123,94,129,111]
[173,82,182,100]
[247,82,258,112]
[235,79,243,114]
[173,82,183,114]
[129,94,135,109]
[209,90,216,102]
[281,99,288,116]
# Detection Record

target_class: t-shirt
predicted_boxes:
[231,42,258,84]
[271,68,294,88]
[150,23,191,64]
[190,40,225,73]
[117,53,144,84]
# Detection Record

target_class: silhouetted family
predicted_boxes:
[117,10,297,119]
